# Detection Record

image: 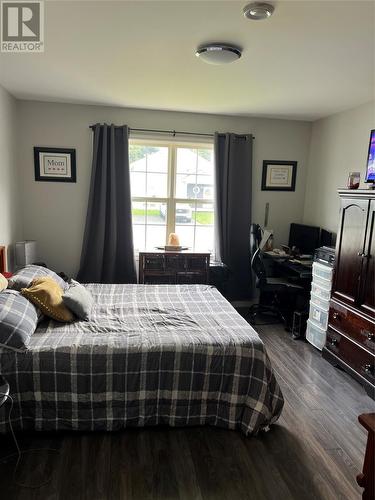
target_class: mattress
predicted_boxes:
[0,284,284,435]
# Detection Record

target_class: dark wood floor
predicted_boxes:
[1,318,374,500]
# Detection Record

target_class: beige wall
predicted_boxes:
[0,85,21,270]
[8,98,375,276]
[17,100,311,276]
[303,101,375,234]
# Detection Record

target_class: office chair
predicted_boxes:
[250,223,262,258]
[249,223,263,293]
[248,248,303,328]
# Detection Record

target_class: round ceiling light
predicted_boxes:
[243,2,274,20]
[195,43,242,65]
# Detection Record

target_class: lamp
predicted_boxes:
[195,44,242,65]
[243,2,275,20]
[15,241,37,269]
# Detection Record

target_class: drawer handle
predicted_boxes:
[364,331,375,342]
[358,252,371,260]
[330,338,338,347]
[363,364,374,375]
[332,312,340,320]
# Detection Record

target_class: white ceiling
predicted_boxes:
[0,0,374,120]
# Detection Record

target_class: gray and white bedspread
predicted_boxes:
[0,284,284,435]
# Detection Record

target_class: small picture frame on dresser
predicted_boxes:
[34,147,76,183]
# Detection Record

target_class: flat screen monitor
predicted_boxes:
[365,129,375,183]
[320,228,333,247]
[288,223,320,254]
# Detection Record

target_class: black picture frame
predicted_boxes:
[34,147,76,183]
[261,160,297,191]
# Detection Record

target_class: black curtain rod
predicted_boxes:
[89,124,254,139]
[131,127,214,138]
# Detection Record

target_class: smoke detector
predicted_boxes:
[195,43,242,65]
[243,2,274,20]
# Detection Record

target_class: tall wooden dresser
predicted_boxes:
[323,190,375,398]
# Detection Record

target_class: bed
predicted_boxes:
[0,284,284,435]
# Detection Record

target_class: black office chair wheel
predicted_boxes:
[0,375,10,408]
[247,303,284,326]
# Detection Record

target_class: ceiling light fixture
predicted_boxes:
[243,2,274,20]
[195,43,242,65]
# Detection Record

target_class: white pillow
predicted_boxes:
[0,273,8,292]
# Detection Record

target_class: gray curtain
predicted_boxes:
[214,133,253,299]
[77,124,136,283]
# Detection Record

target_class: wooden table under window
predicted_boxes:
[139,251,210,284]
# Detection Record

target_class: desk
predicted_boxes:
[263,252,313,283]
[262,251,312,334]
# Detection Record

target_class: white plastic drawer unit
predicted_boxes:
[311,282,331,301]
[312,275,332,292]
[312,262,333,282]
[310,292,330,312]
[309,301,329,330]
[306,319,327,351]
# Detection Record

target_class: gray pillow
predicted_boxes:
[0,289,38,351]
[62,280,94,321]
[8,264,68,292]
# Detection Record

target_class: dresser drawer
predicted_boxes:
[143,255,165,271]
[176,272,207,284]
[326,329,375,384]
[165,255,186,271]
[186,256,209,270]
[329,301,375,353]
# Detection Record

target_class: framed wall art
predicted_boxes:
[261,161,297,191]
[34,147,76,182]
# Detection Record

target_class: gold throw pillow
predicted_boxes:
[22,276,73,323]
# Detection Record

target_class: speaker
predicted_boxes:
[292,310,308,340]
[15,241,37,269]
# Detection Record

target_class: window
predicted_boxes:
[129,139,215,254]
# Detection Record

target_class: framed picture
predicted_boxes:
[34,147,76,182]
[261,161,297,191]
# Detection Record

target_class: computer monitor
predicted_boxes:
[320,228,334,247]
[288,223,320,254]
[365,129,375,184]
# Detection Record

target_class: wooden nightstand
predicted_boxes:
[139,250,210,284]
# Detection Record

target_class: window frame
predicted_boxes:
[129,136,215,252]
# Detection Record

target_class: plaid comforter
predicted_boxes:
[0,284,284,435]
